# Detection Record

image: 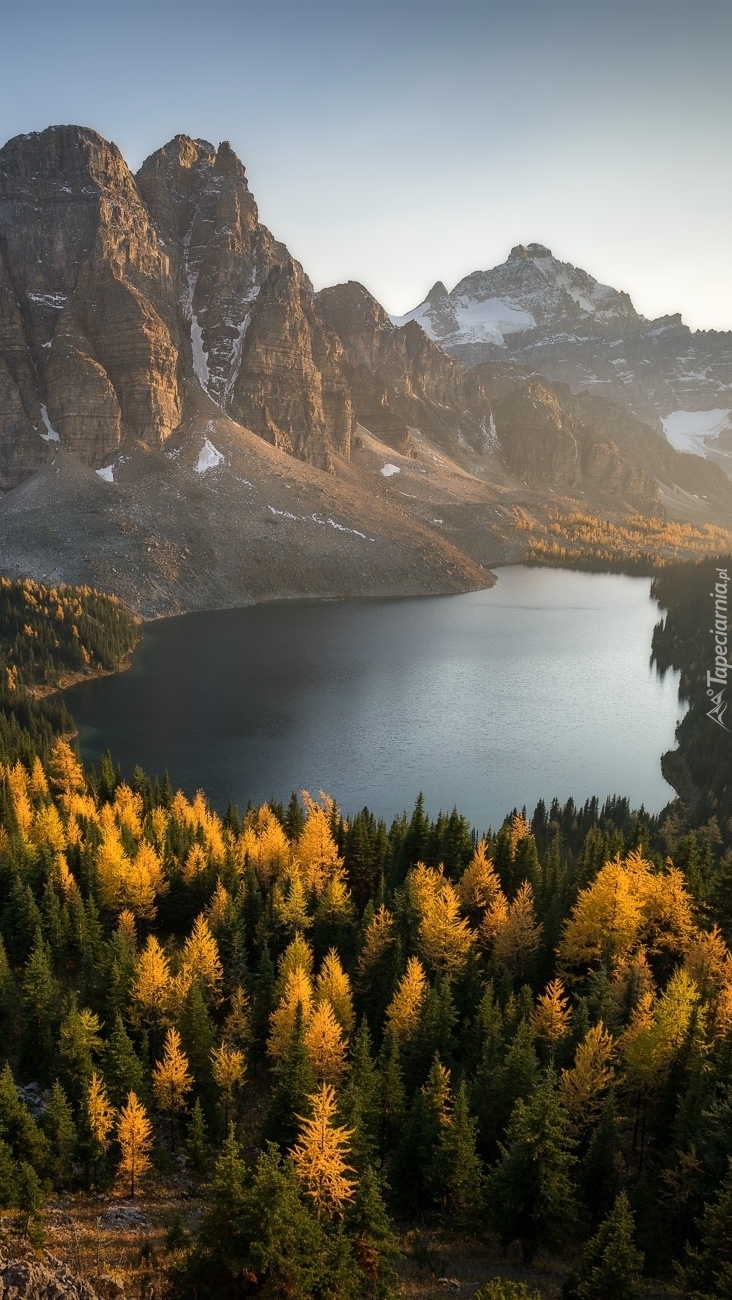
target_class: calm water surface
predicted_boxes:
[65,567,684,831]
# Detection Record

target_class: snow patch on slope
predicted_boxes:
[392,296,535,347]
[39,405,60,442]
[196,437,224,473]
[381,463,400,477]
[96,465,115,483]
[661,409,732,455]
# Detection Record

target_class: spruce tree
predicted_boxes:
[488,1069,577,1263]
[563,1192,644,1300]
[680,1155,732,1298]
[265,1003,316,1150]
[433,1080,484,1221]
[104,1015,148,1107]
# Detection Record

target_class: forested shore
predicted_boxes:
[0,567,729,1298]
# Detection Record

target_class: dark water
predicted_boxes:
[65,566,684,832]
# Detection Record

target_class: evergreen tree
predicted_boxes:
[266,1003,317,1150]
[488,1070,577,1263]
[433,1081,484,1221]
[563,1192,644,1300]
[680,1155,732,1298]
[44,1081,76,1185]
[376,1026,405,1159]
[104,1015,147,1107]
[186,1098,210,1177]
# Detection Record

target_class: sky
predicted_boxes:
[1,0,730,330]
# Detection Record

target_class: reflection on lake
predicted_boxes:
[65,566,684,831]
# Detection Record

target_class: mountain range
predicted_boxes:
[0,126,730,615]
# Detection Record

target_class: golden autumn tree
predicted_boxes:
[532,979,572,1048]
[560,1022,615,1132]
[290,1083,356,1218]
[356,904,396,980]
[131,935,171,1025]
[153,1027,194,1121]
[117,1092,153,1197]
[180,914,224,1002]
[418,876,473,976]
[457,840,503,925]
[315,949,355,1034]
[385,956,428,1041]
[305,1000,348,1084]
[491,881,543,979]
[48,739,86,800]
[84,1070,116,1162]
[273,870,312,933]
[268,966,314,1060]
[211,1042,246,1132]
[558,851,695,976]
[295,793,344,896]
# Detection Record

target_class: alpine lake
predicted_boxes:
[64,566,685,832]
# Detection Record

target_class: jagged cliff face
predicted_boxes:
[316,280,487,456]
[0,126,181,484]
[0,126,353,488]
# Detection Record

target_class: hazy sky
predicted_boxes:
[1,0,730,329]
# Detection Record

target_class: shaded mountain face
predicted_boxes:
[394,244,732,459]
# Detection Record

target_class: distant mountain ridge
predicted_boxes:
[394,243,732,469]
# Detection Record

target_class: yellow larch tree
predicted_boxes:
[84,1070,116,1158]
[560,1023,615,1132]
[558,851,695,976]
[315,950,355,1034]
[356,904,396,980]
[153,1027,194,1119]
[290,1083,356,1218]
[131,935,171,1024]
[117,1092,153,1197]
[684,926,730,999]
[180,914,224,1002]
[207,879,231,929]
[30,802,66,854]
[275,931,315,999]
[48,739,86,800]
[295,793,344,897]
[240,805,292,885]
[305,1000,348,1084]
[28,755,49,800]
[273,870,312,933]
[385,956,428,1041]
[113,783,144,840]
[457,840,503,925]
[268,967,314,1060]
[223,984,252,1050]
[532,979,572,1048]
[621,968,702,1100]
[315,876,356,928]
[491,881,543,979]
[418,875,473,976]
[122,841,167,920]
[211,1042,246,1131]
[182,843,209,886]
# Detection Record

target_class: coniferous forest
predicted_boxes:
[0,565,730,1298]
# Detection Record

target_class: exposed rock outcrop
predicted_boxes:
[0,1251,102,1299]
